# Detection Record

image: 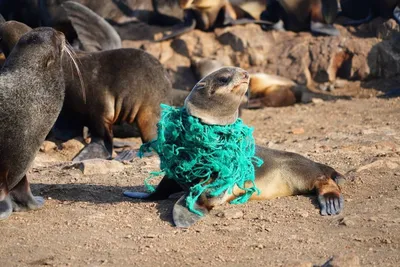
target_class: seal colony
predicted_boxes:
[125,67,345,227]
[0,28,67,220]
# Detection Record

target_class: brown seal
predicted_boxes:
[0,20,173,162]
[124,67,345,227]
[0,27,66,220]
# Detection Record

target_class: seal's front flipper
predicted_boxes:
[310,21,339,36]
[62,1,122,51]
[124,176,183,201]
[318,192,344,216]
[72,140,111,162]
[314,174,344,216]
[173,194,208,228]
[9,176,44,212]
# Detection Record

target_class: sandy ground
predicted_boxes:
[1,97,399,266]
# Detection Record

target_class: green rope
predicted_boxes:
[139,104,263,216]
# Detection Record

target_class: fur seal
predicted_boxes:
[0,27,66,220]
[124,67,345,227]
[260,0,340,36]
[0,20,173,162]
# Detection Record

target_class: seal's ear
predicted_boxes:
[193,81,206,91]
[172,194,209,228]
[44,54,56,68]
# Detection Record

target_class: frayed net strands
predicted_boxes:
[139,104,263,216]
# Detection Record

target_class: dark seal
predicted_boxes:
[0,20,173,162]
[0,27,66,220]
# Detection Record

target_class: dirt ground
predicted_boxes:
[1,96,399,266]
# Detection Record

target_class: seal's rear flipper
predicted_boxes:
[72,140,111,162]
[62,1,122,52]
[9,176,44,212]
[173,194,208,228]
[310,21,339,36]
[124,176,183,201]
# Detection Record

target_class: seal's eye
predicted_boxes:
[218,76,229,84]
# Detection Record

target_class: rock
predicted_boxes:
[75,159,126,175]
[40,141,57,153]
[61,138,85,151]
[321,253,360,267]
[291,128,305,135]
[357,159,400,172]
[311,98,325,104]
[218,209,244,219]
[339,217,355,227]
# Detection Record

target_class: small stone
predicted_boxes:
[339,217,355,226]
[61,138,85,151]
[219,209,244,219]
[297,210,309,218]
[311,98,324,104]
[76,159,125,175]
[291,128,305,135]
[40,141,57,153]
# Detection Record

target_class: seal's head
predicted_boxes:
[4,27,66,72]
[184,66,250,125]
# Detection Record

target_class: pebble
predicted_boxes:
[291,128,305,135]
[339,217,355,226]
[217,209,244,219]
[40,141,57,153]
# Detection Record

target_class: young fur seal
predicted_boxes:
[0,27,66,220]
[260,0,340,36]
[124,67,345,227]
[0,20,173,162]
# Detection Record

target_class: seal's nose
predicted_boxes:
[243,71,249,80]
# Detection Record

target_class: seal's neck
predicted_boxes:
[185,101,238,125]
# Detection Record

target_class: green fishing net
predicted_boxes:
[139,104,263,216]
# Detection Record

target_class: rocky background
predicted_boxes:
[122,17,400,98]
